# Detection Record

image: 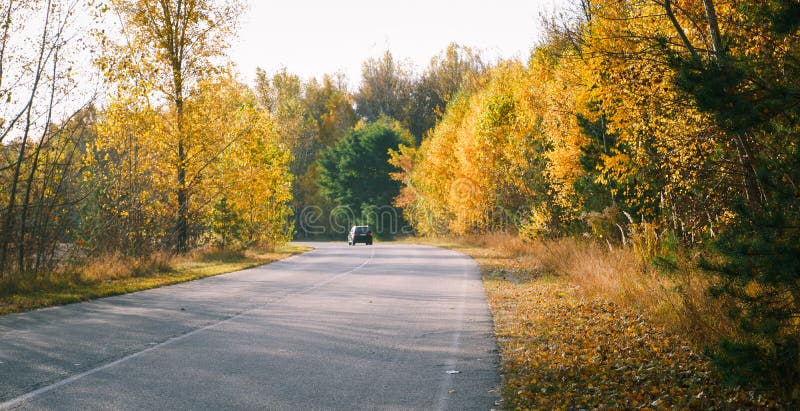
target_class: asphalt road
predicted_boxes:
[0,243,500,410]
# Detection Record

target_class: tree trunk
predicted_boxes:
[663,0,698,59]
[177,135,188,252]
[18,42,59,272]
[701,0,724,58]
[170,0,189,253]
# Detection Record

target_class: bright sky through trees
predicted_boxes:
[230,0,566,86]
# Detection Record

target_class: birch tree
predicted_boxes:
[0,0,93,275]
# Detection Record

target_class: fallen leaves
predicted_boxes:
[482,270,782,409]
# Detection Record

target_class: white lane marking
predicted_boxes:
[0,246,375,410]
[434,253,471,411]
[298,245,375,295]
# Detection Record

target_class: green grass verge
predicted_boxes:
[0,244,311,316]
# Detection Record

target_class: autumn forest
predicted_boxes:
[1,0,799,407]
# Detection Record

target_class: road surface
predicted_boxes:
[0,243,499,410]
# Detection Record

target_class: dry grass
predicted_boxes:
[0,244,311,315]
[424,233,782,408]
[457,233,736,347]
[78,252,174,282]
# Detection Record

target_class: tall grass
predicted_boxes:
[78,252,174,282]
[462,233,737,348]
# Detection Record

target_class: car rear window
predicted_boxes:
[355,227,369,234]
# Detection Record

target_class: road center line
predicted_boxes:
[298,246,375,295]
[0,247,375,410]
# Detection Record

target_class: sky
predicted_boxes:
[229,0,569,88]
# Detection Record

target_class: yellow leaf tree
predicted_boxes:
[99,0,244,251]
